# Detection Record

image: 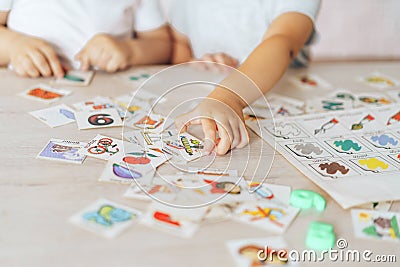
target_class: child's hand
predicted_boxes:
[75,34,131,73]
[175,93,249,155]
[9,36,64,78]
[194,53,239,73]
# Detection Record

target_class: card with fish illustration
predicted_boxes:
[309,160,360,180]
[289,73,332,90]
[37,139,86,164]
[351,209,400,242]
[360,72,399,89]
[226,237,296,267]
[81,135,124,160]
[29,104,75,128]
[124,111,172,134]
[284,142,332,160]
[69,198,142,238]
[19,84,72,103]
[75,108,122,130]
[350,156,396,174]
[233,202,300,233]
[124,177,177,202]
[55,70,94,86]
[140,202,207,238]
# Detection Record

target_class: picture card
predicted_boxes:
[124,111,172,133]
[75,108,122,130]
[37,139,86,164]
[360,72,399,89]
[18,84,71,103]
[160,132,204,162]
[226,236,295,267]
[69,198,142,238]
[99,160,154,184]
[140,202,207,238]
[55,70,94,86]
[289,73,331,90]
[29,104,75,128]
[248,182,291,207]
[81,134,124,160]
[124,177,178,202]
[351,209,400,242]
[233,202,300,233]
[99,142,168,183]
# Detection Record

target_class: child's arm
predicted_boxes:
[76,25,171,72]
[171,29,238,72]
[0,11,64,78]
[176,12,313,155]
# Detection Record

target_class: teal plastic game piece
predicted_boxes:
[306,221,336,250]
[290,189,326,211]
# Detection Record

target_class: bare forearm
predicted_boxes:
[127,37,171,65]
[209,35,294,109]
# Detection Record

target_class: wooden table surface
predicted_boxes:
[0,62,399,267]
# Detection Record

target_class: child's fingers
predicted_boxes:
[40,46,63,78]
[21,56,40,78]
[236,120,249,149]
[215,121,232,155]
[229,120,241,149]
[201,118,217,153]
[28,50,52,77]
[99,51,112,70]
[106,56,121,73]
[76,51,90,71]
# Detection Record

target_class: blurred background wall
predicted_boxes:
[313,0,400,61]
[160,0,400,61]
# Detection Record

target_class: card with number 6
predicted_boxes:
[75,108,122,130]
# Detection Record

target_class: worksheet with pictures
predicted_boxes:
[246,104,400,209]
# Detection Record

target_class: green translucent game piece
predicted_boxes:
[290,189,326,211]
[306,221,336,250]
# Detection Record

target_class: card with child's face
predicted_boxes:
[75,108,122,130]
[37,139,86,164]
[69,198,142,238]
[29,104,75,128]
[55,70,94,86]
[19,84,72,103]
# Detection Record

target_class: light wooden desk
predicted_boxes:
[0,62,399,267]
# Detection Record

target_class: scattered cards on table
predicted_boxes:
[29,104,75,128]
[37,139,86,164]
[69,198,142,238]
[19,84,71,103]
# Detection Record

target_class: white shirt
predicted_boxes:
[0,0,165,67]
[167,0,321,63]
